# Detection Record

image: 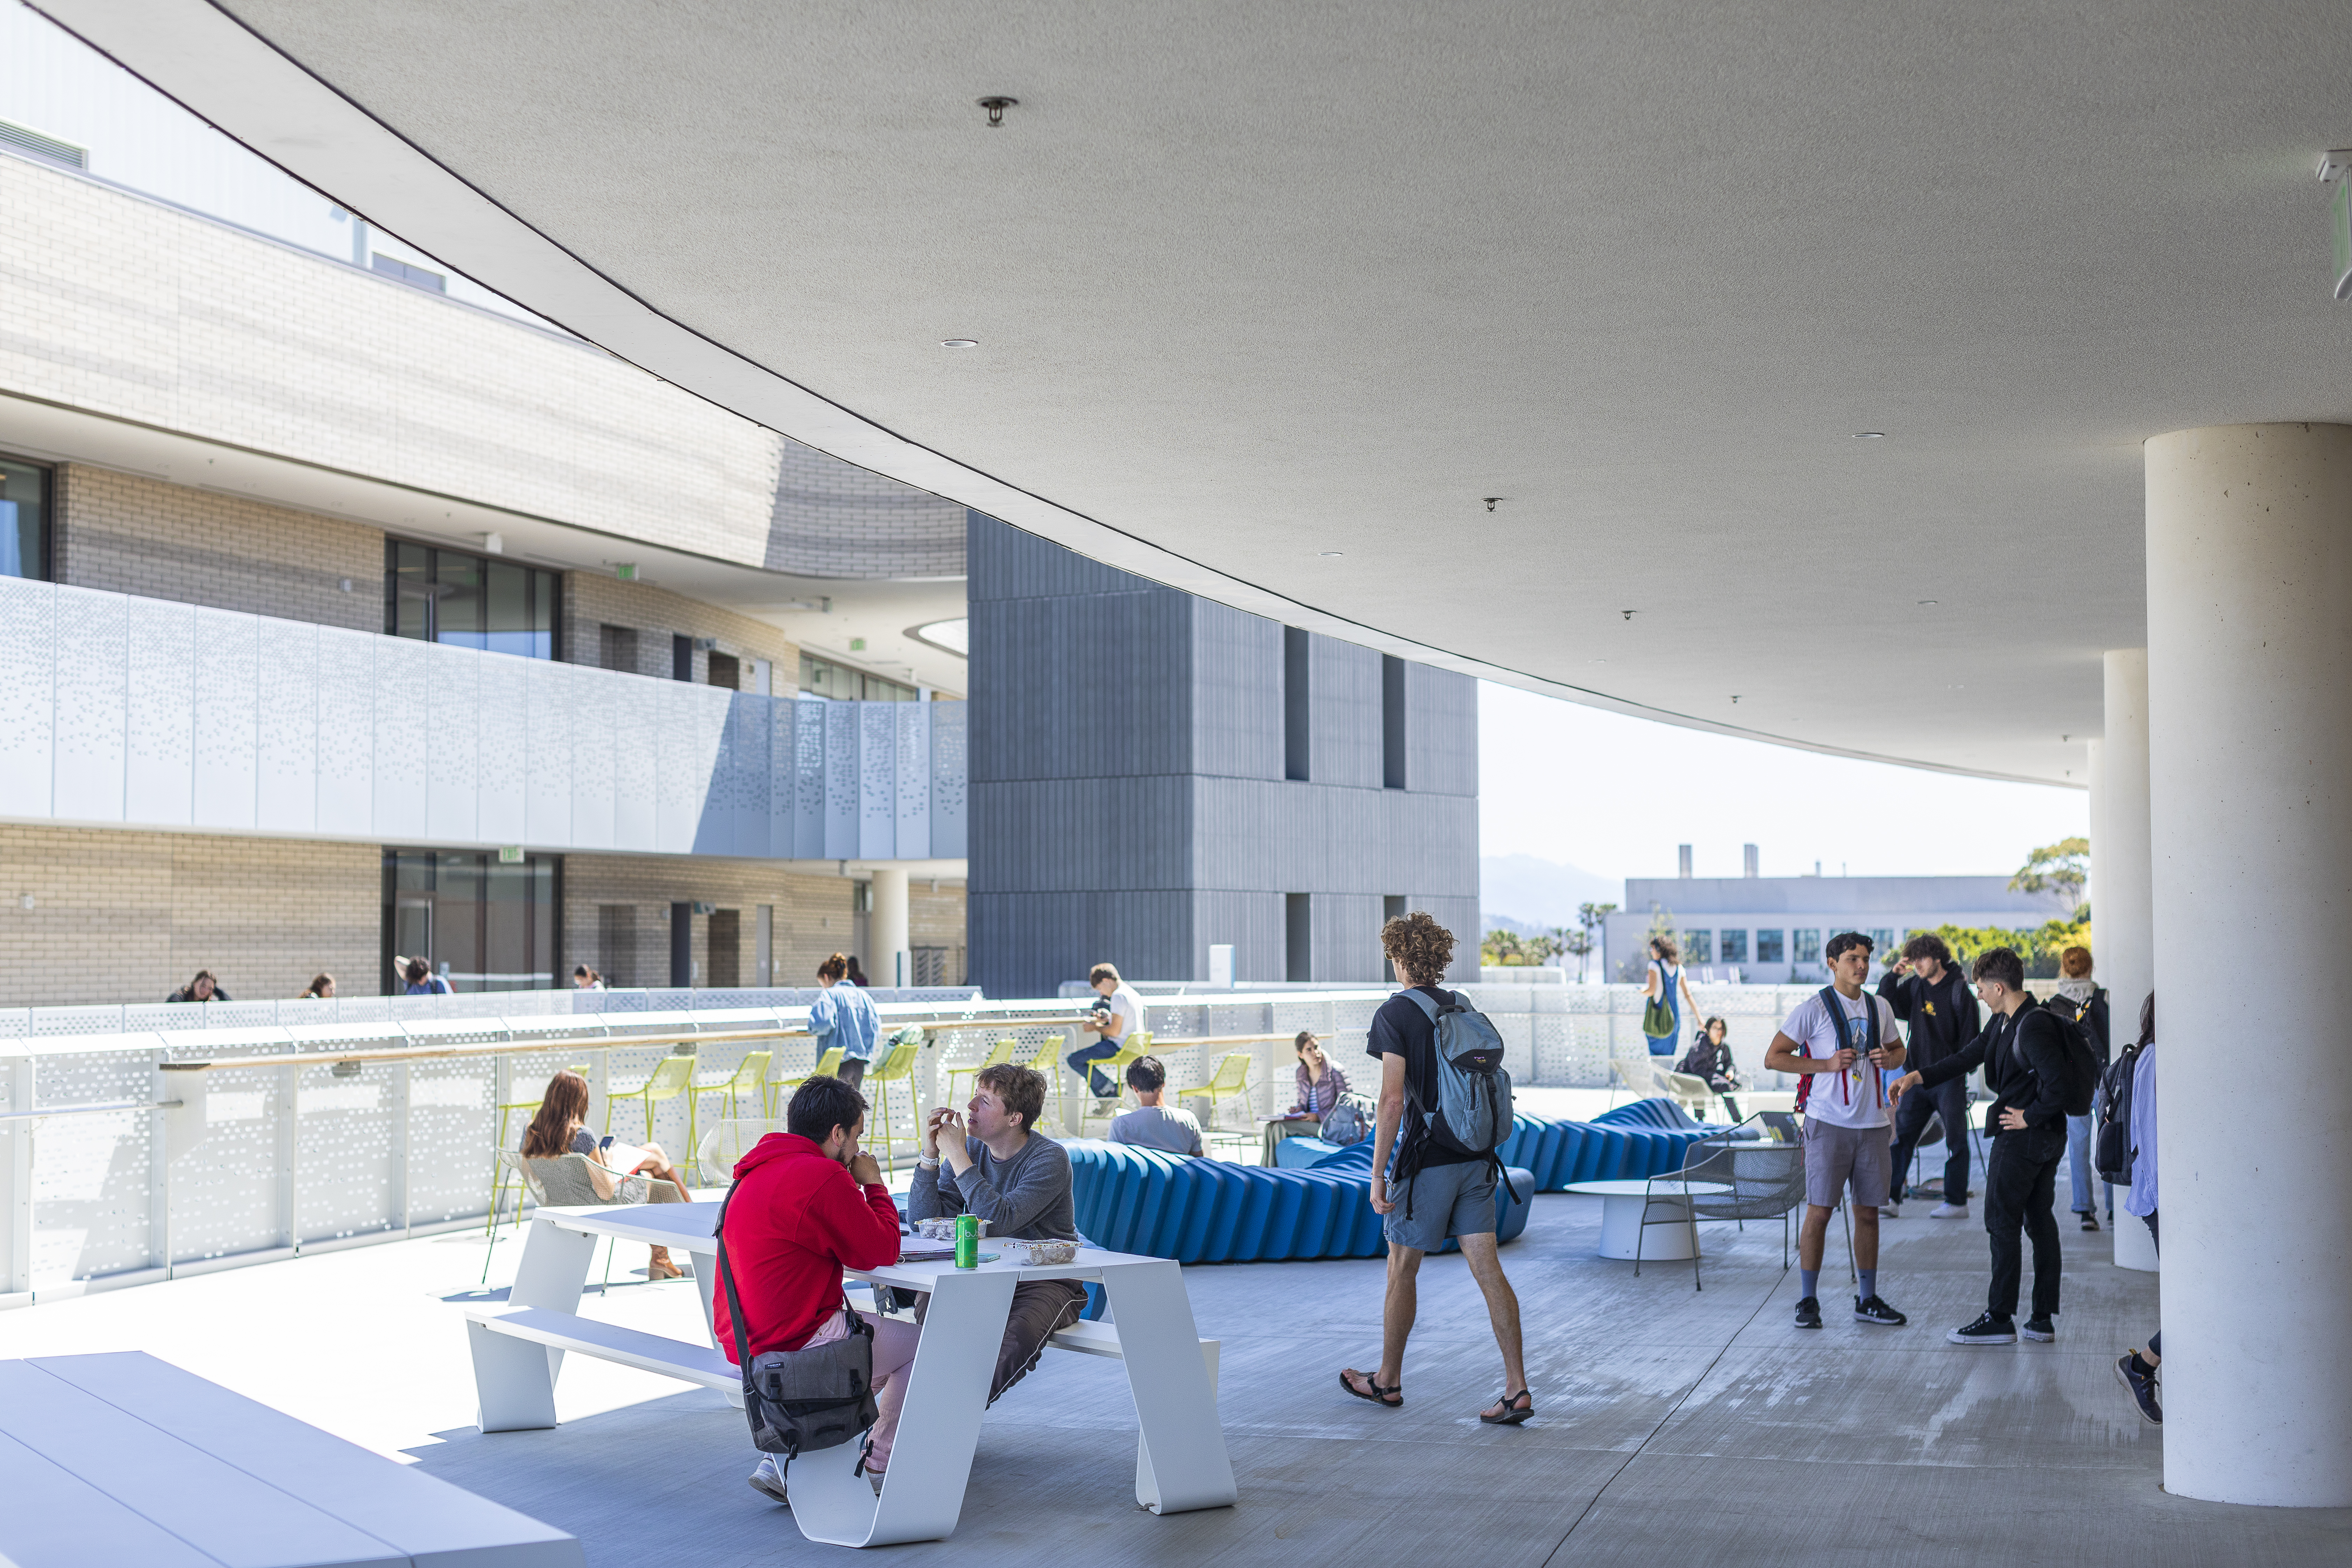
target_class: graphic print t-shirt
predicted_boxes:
[1779,988,1899,1130]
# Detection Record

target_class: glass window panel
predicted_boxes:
[484,560,532,658]
[1869,928,1896,955]
[433,852,485,990]
[1794,929,1822,962]
[0,458,49,580]
[532,569,555,660]
[1756,929,1785,963]
[1720,929,1749,964]
[392,542,432,640]
[433,550,484,649]
[1685,930,1712,963]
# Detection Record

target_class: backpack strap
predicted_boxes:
[1398,986,1445,1022]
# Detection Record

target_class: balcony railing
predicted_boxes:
[0,578,964,860]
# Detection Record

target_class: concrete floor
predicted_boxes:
[3,1177,2347,1566]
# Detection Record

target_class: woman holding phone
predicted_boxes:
[519,1070,694,1279]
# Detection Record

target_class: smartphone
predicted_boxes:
[598,1135,615,1150]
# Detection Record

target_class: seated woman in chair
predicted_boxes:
[1675,1016,1744,1122]
[519,1070,694,1279]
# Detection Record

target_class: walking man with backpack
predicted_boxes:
[1891,945,2095,1345]
[1338,912,1531,1426]
[1764,931,1910,1331]
[1878,934,1982,1218]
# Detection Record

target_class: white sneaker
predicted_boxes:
[1882,1202,1901,1218]
[748,1455,789,1506]
[1931,1202,1968,1218]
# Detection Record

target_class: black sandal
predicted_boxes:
[1480,1389,1534,1425]
[1339,1367,1402,1407]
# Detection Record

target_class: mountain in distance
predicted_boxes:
[1480,854,1622,931]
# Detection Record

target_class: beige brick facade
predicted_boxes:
[56,464,385,631]
[562,572,800,688]
[0,825,379,1006]
[563,856,965,989]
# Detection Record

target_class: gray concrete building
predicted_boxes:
[1604,871,2075,983]
[967,516,1477,995]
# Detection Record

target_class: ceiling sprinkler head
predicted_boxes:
[1483,496,1503,512]
[1620,609,1635,621]
[978,96,1018,128]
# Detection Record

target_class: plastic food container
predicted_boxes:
[1003,1238,1078,1265]
[915,1217,987,1241]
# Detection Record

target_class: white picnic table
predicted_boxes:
[464,1202,1235,1548]
[1564,1178,1734,1260]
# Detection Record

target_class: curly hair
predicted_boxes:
[1380,911,1456,984]
[975,1062,1046,1132]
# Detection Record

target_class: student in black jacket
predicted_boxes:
[1877,935,1982,1217]
[1892,946,2070,1346]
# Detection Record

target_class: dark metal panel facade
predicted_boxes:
[969,512,1478,996]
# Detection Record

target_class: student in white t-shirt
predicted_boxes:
[1764,931,1910,1333]
[1067,962,1146,1108]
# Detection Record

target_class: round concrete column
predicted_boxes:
[2094,651,2159,1273]
[869,867,910,990]
[2146,423,2352,1505]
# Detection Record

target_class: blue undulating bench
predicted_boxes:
[1273,1100,1743,1191]
[1066,1140,1535,1263]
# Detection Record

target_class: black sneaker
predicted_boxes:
[2021,1316,2056,1342]
[1793,1296,1822,1330]
[2078,1210,2101,1233]
[2114,1352,2163,1425]
[1854,1295,1907,1326]
[1946,1312,2018,1345]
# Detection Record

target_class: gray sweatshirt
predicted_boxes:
[908,1134,1078,1241]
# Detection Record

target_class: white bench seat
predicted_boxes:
[463,1304,739,1391]
[0,1352,579,1568]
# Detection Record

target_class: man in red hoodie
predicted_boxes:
[715,1074,914,1507]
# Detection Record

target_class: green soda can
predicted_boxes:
[954,1213,978,1269]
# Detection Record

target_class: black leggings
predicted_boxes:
[2144,1210,2161,1359]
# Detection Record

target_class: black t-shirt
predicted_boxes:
[1365,985,1478,1167]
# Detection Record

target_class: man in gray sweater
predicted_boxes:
[910,1063,1086,1402]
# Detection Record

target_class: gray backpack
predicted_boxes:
[1400,988,1514,1155]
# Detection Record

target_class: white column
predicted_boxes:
[870,867,910,990]
[2146,423,2352,1506]
[2095,652,2159,1271]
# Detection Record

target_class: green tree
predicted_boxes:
[1575,901,1616,982]
[2011,837,2089,919]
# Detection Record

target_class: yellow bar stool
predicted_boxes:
[484,1061,592,1237]
[767,1046,844,1115]
[686,1050,770,1181]
[864,1036,924,1170]
[1178,1050,1255,1136]
[944,1037,1018,1108]
[604,1053,696,1142]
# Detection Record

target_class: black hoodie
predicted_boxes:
[1876,962,1981,1072]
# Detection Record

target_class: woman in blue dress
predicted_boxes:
[1643,937,1699,1056]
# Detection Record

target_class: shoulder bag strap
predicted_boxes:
[714,1182,757,1396]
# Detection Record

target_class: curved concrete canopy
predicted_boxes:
[35,0,2352,785]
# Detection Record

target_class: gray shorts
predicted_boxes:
[1804,1119,1892,1209]
[1384,1158,1497,1251]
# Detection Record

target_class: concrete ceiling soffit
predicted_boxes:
[30,0,2112,786]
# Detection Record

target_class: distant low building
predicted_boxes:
[1603,873,2072,985]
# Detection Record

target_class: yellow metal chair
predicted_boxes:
[944,1037,1018,1108]
[1078,1031,1153,1134]
[686,1050,771,1180]
[864,1036,923,1170]
[484,1062,591,1237]
[767,1046,845,1115]
[605,1052,695,1141]
[1178,1051,1254,1132]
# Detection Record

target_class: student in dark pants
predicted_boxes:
[1892,946,2071,1345]
[1879,934,1982,1217]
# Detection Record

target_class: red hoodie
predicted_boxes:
[711,1133,902,1361]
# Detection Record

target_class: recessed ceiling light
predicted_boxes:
[940,338,979,349]
[1854,431,1886,439]
[1318,551,1344,557]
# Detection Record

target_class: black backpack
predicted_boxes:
[2032,1001,2103,1118]
[2094,1041,2144,1184]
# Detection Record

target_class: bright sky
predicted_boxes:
[1477,681,2089,882]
